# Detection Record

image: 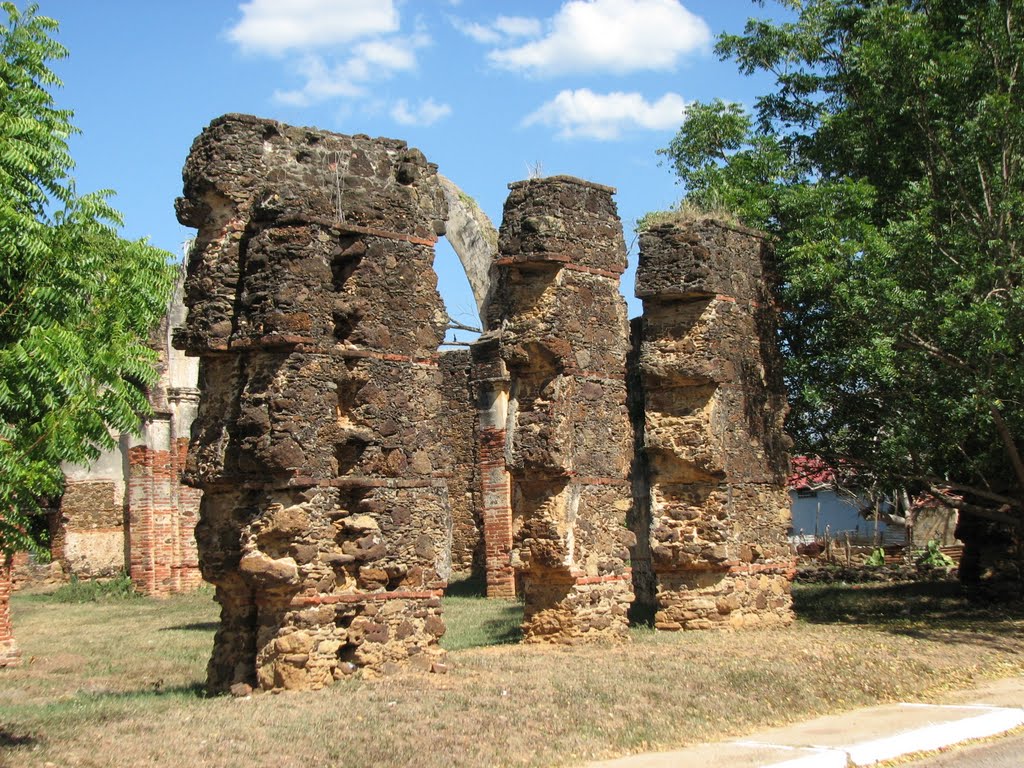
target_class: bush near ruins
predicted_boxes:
[0,3,175,557]
[660,0,1024,586]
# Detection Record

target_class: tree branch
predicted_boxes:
[896,331,970,370]
[988,405,1024,493]
[446,320,481,334]
[926,479,1023,509]
[927,484,1024,531]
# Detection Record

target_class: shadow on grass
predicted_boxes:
[794,580,1024,648]
[0,727,38,748]
[442,574,524,650]
[160,621,219,632]
[75,681,209,701]
[482,608,523,646]
[445,574,488,598]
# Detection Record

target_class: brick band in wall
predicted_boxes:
[177,114,454,692]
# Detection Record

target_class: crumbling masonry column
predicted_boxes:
[176,114,452,692]
[474,176,635,640]
[127,267,203,597]
[632,220,794,630]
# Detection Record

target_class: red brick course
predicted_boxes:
[127,438,201,597]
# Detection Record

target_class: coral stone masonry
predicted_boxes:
[170,114,794,692]
[631,220,795,629]
[176,114,452,692]
[0,557,19,667]
[473,177,636,641]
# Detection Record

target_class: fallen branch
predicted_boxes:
[927,484,1024,531]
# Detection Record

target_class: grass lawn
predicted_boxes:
[1,578,1022,768]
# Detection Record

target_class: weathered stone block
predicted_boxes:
[178,115,454,692]
[632,218,794,630]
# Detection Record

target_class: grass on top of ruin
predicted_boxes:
[2,579,1024,768]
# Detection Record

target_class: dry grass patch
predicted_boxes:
[1,581,1022,768]
[637,201,744,231]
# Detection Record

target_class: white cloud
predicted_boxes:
[451,19,501,44]
[272,34,428,107]
[493,16,543,38]
[391,98,453,126]
[489,0,710,76]
[452,15,541,45]
[523,89,686,140]
[229,0,399,56]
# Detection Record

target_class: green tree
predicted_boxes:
[0,3,175,556]
[659,2,1024,545]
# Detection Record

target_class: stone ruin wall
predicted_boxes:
[0,558,17,666]
[53,457,125,581]
[35,264,203,598]
[439,350,483,575]
[632,221,794,629]
[472,177,636,641]
[176,114,453,691]
[172,114,792,691]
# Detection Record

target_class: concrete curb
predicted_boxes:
[586,681,1024,768]
[842,705,1024,766]
[732,743,849,768]
[759,704,1024,767]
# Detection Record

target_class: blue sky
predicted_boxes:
[38,0,786,331]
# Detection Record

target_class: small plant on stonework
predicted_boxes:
[866,547,886,567]
[51,572,140,603]
[916,540,955,570]
[636,197,742,232]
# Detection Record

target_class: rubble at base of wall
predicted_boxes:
[10,552,67,592]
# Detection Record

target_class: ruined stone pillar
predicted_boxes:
[633,219,794,630]
[126,417,201,595]
[477,176,635,640]
[471,336,515,598]
[0,556,19,667]
[176,114,452,691]
[127,266,203,597]
[127,421,174,594]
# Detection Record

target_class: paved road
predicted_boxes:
[899,731,1024,767]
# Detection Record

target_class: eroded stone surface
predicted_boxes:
[174,115,796,691]
[473,176,635,641]
[632,220,794,630]
[177,114,451,692]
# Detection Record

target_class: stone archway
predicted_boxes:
[436,174,496,319]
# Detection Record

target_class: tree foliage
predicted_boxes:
[660,0,1024,528]
[0,3,175,555]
